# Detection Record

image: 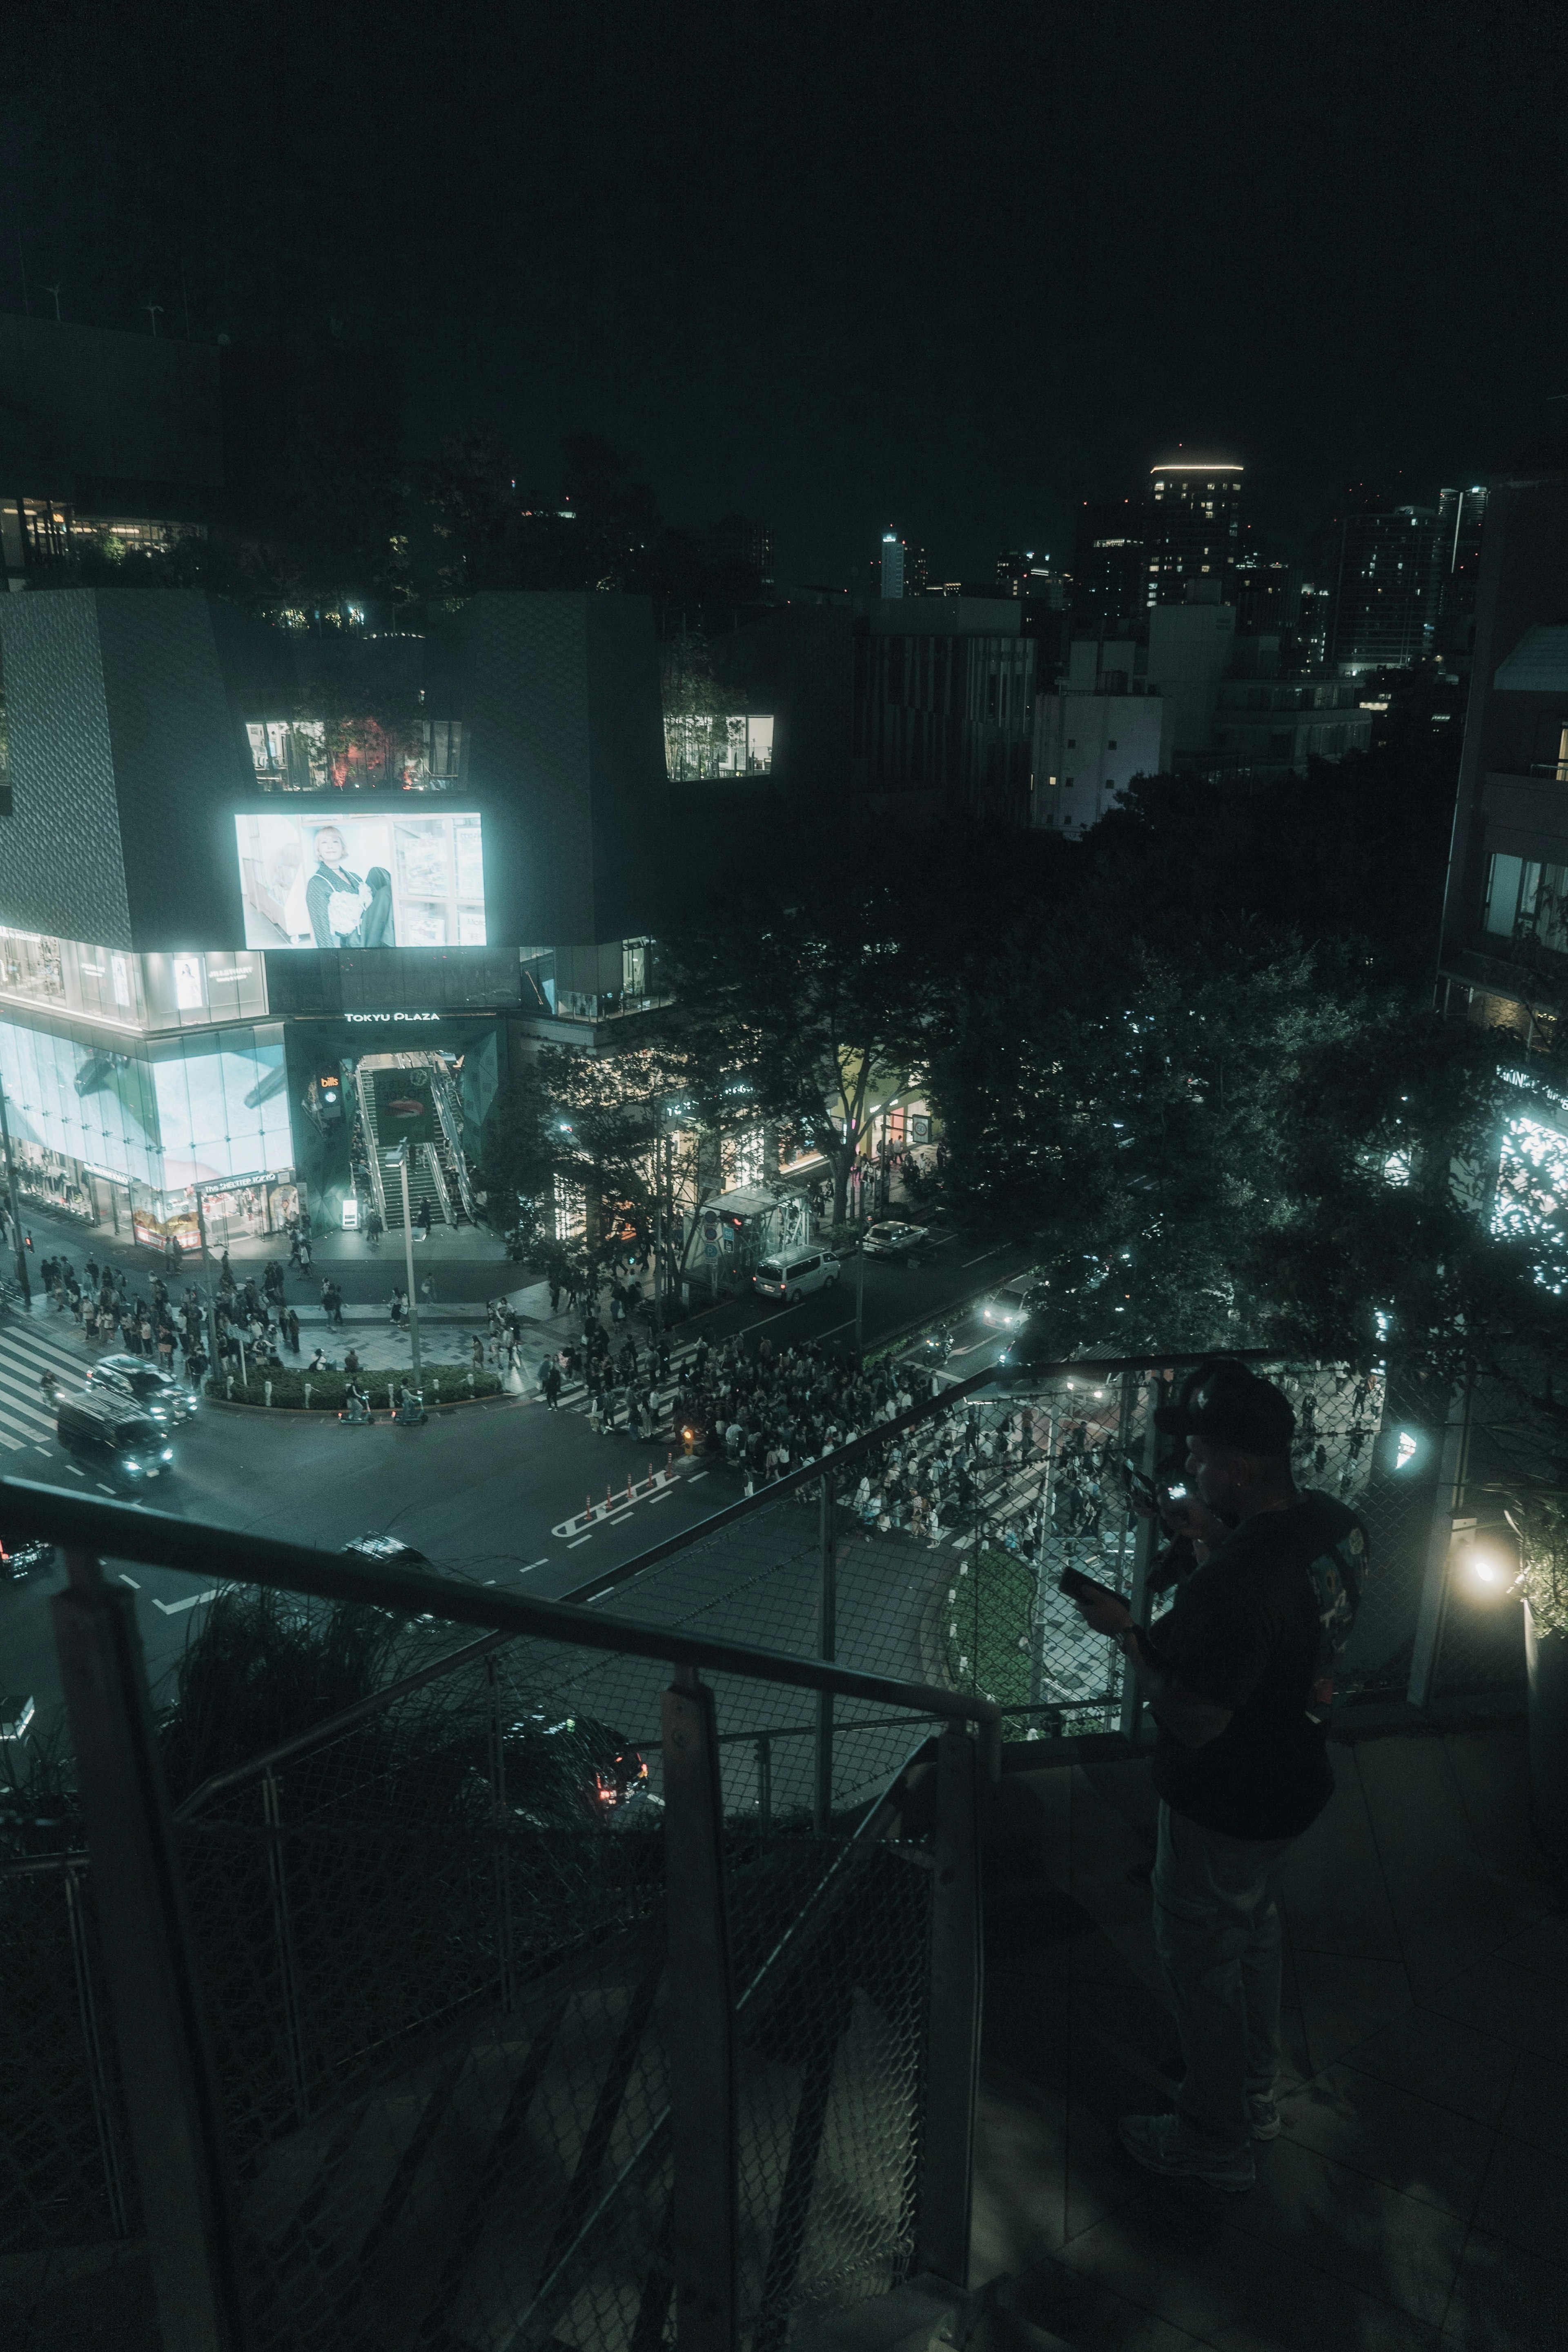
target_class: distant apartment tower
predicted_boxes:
[996,549,1035,597]
[1316,490,1441,673]
[0,311,222,586]
[1147,461,1244,606]
[880,531,905,599]
[1439,449,1568,1033]
[1071,501,1151,630]
[1435,486,1488,660]
[702,513,773,590]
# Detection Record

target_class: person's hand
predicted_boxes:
[1072,1588,1132,1637]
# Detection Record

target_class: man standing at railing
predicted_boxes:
[1067,1358,1333,2194]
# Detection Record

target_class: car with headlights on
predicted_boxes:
[980,1274,1049,1334]
[56,1390,176,1486]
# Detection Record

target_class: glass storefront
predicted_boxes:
[0,1014,296,1226]
[0,927,268,1033]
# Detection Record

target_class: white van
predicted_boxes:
[753,1244,842,1304]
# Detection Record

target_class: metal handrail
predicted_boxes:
[98,1345,1250,1815]
[3,1471,1000,1726]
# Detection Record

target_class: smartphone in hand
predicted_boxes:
[1058,1566,1124,1606]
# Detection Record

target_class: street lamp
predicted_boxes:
[386,1141,423,1398]
[191,1183,221,1376]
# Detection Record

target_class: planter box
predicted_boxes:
[1525,1599,1568,1859]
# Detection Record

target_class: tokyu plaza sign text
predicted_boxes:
[345,1012,443,1025]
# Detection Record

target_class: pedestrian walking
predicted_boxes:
[285,1307,301,1354]
[1067,1360,1336,2193]
[543,1362,561,1411]
[471,1336,484,1371]
[417,1201,432,1242]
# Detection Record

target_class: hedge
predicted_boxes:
[941,1546,1037,1708]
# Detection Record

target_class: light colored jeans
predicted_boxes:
[1151,1799,1298,2153]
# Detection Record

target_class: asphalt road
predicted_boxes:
[0,1207,1040,1742]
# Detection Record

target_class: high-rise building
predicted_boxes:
[0,310,222,587]
[903,543,929,599]
[0,587,677,1242]
[702,513,774,592]
[880,531,905,599]
[1439,448,1568,1035]
[1314,490,1442,673]
[1071,501,1152,631]
[1434,486,1488,660]
[996,549,1035,597]
[1147,461,1245,605]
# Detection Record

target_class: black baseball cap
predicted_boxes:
[1153,1358,1295,1456]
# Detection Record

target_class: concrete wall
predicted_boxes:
[1032,690,1167,834]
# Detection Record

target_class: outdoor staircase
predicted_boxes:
[355,1054,467,1235]
[222,1832,922,2352]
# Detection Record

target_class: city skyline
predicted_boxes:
[0,0,1560,589]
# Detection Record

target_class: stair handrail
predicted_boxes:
[354,1063,390,1225]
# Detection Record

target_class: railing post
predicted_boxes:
[1119,1374,1163,1745]
[62,1860,132,2241]
[261,1768,307,2127]
[662,1665,737,2350]
[50,1550,249,2352]
[814,1471,836,1831]
[487,1655,516,2013]
[1408,1377,1474,1712]
[916,1726,981,2290]
[755,1731,773,1836]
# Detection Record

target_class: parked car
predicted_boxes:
[0,1540,51,1582]
[861,1219,930,1262]
[56,1390,175,1486]
[87,1354,197,1425]
[752,1245,842,1305]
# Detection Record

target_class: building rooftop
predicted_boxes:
[1492,623,1568,695]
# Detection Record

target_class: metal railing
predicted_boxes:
[0,1339,1504,2350]
[2,1474,998,2352]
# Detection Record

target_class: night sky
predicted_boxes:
[4,0,1565,586]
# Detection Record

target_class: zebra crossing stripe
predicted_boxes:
[0,1322,91,1375]
[0,1396,51,1444]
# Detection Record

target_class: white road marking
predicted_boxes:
[523,1557,549,1570]
[151,1590,218,1616]
[568,1534,592,1548]
[688,1470,709,1481]
[648,1490,673,1504]
[64,1464,85,1477]
[961,1247,1004,1267]
[608,1510,635,1524]
[118,1573,140,1589]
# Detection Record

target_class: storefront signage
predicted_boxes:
[345,1012,443,1025]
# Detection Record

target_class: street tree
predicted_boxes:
[658,849,935,1228]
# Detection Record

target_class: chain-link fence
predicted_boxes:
[0,1855,140,2325]
[2,1547,964,2352]
[0,1341,1517,2350]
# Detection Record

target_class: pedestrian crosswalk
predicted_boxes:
[0,1313,95,1450]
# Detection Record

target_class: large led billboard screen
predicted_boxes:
[234,811,486,950]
